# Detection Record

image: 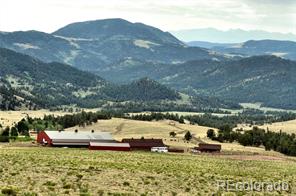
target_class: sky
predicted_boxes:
[0,0,296,34]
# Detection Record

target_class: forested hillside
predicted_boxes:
[0,48,235,111]
[97,55,296,109]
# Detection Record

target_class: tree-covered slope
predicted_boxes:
[97,55,296,109]
[103,78,180,101]
[158,56,296,109]
[213,40,296,61]
[0,48,107,108]
[0,48,235,111]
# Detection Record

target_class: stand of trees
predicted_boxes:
[128,111,296,129]
[22,111,113,132]
[103,101,231,114]
[207,126,296,156]
[129,113,185,124]
[0,124,21,142]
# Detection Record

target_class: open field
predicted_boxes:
[66,118,285,156]
[0,146,295,195]
[0,110,71,127]
[0,109,99,127]
[236,119,296,135]
[66,118,212,140]
[240,103,296,113]
[258,119,296,134]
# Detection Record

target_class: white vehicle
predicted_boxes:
[151,147,168,153]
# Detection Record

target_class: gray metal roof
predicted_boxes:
[45,131,113,141]
[89,142,130,147]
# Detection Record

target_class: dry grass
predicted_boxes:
[0,110,72,127]
[236,119,296,134]
[0,146,295,195]
[0,109,99,128]
[66,118,212,146]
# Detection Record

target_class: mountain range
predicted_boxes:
[171,28,296,43]
[0,19,225,72]
[96,55,296,109]
[1,18,296,109]
[188,40,296,61]
[0,48,234,111]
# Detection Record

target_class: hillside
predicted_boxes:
[0,48,107,109]
[0,19,225,71]
[0,48,234,111]
[0,48,175,109]
[212,39,296,61]
[53,18,183,45]
[97,55,296,109]
[103,78,180,101]
[187,39,296,61]
[2,19,296,109]
[169,56,296,109]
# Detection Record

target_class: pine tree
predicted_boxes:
[184,131,192,141]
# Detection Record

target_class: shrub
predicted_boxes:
[123,181,130,186]
[184,131,192,141]
[1,187,17,196]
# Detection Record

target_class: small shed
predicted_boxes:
[37,130,114,147]
[122,138,166,151]
[168,147,185,153]
[195,143,221,152]
[89,142,130,151]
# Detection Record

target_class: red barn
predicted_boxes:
[37,130,114,147]
[122,138,166,151]
[89,142,130,151]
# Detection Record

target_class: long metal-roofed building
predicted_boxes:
[37,130,114,147]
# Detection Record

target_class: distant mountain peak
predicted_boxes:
[52,18,183,46]
[171,28,296,43]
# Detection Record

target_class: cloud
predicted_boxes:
[0,0,295,34]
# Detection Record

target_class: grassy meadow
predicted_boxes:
[0,110,71,127]
[0,146,296,195]
[0,109,99,127]
[236,119,296,135]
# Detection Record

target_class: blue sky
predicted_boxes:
[0,0,295,34]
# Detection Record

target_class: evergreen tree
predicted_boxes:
[184,131,192,141]
[17,119,29,136]
[207,129,216,139]
[10,127,18,140]
[169,131,177,138]
[0,126,10,142]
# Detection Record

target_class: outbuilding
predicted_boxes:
[122,138,166,151]
[89,142,130,151]
[37,130,114,147]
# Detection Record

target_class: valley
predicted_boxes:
[1,12,296,195]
